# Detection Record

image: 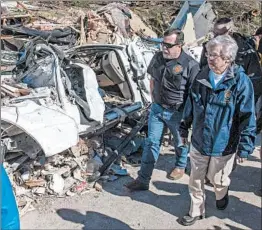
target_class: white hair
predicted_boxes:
[206,35,239,62]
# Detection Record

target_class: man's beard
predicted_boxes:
[162,53,173,59]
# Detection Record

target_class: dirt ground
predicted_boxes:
[21,137,261,230]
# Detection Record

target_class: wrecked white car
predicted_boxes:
[1,37,156,160]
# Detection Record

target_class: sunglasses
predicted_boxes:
[161,42,179,49]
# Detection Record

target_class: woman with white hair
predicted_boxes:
[179,35,256,226]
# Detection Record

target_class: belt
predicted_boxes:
[161,102,183,110]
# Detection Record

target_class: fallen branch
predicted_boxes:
[1,85,20,98]
[17,1,32,14]
[80,15,87,45]
[69,26,81,34]
[0,14,31,20]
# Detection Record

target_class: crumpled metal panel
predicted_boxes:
[126,37,155,104]
[193,2,216,39]
[73,62,105,124]
[1,100,79,157]
[11,133,43,159]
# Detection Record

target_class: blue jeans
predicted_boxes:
[138,103,188,184]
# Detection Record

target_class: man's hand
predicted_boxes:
[236,156,247,164]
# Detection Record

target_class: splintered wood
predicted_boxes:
[1,83,31,98]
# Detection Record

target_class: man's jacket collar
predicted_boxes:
[162,50,188,67]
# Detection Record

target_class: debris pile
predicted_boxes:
[0,1,157,51]
[1,0,260,52]
[2,136,106,215]
[130,1,181,36]
[2,120,145,215]
[0,1,159,76]
[2,139,85,213]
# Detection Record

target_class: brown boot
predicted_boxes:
[167,168,185,180]
[124,179,149,192]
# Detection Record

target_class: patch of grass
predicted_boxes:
[69,0,90,8]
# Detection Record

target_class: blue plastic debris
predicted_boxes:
[170,0,205,30]
[105,102,142,121]
[1,165,20,230]
[110,164,128,176]
[21,76,34,85]
[140,36,163,49]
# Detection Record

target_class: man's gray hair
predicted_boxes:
[206,35,238,62]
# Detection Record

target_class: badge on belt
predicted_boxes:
[173,64,183,74]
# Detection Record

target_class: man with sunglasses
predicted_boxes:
[125,28,200,191]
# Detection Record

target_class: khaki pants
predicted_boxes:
[189,145,235,217]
